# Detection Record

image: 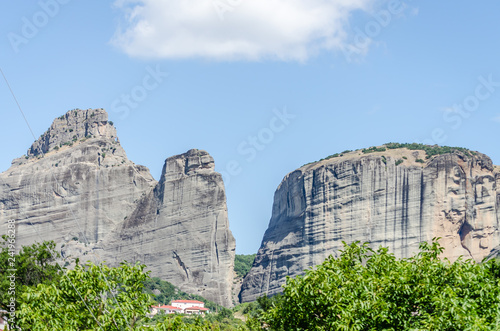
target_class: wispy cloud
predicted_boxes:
[492,115,500,123]
[110,0,375,61]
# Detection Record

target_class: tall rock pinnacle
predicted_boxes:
[28,108,118,157]
[103,149,236,307]
[2,108,155,245]
[0,108,236,307]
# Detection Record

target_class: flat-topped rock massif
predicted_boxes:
[4,112,499,307]
[240,145,500,302]
[0,108,235,307]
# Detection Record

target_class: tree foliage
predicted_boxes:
[0,235,62,312]
[305,143,478,166]
[384,142,476,158]
[16,262,153,330]
[144,277,177,305]
[143,277,224,312]
[2,239,251,330]
[263,239,500,330]
[234,254,256,278]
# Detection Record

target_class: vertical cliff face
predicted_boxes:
[240,148,500,302]
[102,149,236,307]
[0,109,236,307]
[0,108,156,246]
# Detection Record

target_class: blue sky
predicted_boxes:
[1,0,499,254]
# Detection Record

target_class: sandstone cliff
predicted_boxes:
[0,108,235,307]
[101,149,236,307]
[0,108,155,246]
[240,146,500,302]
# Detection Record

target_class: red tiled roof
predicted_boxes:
[151,304,182,310]
[161,305,182,310]
[172,300,204,304]
[185,306,209,311]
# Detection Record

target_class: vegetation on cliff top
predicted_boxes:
[304,142,478,166]
[383,142,477,158]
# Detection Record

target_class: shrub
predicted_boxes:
[321,153,341,161]
[362,146,387,154]
[264,240,500,330]
[384,142,475,158]
[235,254,257,278]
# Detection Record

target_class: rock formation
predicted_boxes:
[101,149,236,306]
[0,108,235,307]
[0,108,155,246]
[240,146,500,302]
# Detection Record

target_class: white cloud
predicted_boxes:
[111,0,376,61]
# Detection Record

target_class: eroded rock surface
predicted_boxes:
[240,148,500,302]
[1,108,155,245]
[0,108,235,307]
[101,149,236,307]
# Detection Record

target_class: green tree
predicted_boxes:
[264,239,500,330]
[144,277,177,305]
[16,262,153,330]
[234,254,256,278]
[0,236,62,312]
[143,277,224,312]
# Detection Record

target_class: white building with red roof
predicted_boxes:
[184,306,210,315]
[159,305,183,314]
[171,300,210,315]
[149,300,210,316]
[149,304,183,316]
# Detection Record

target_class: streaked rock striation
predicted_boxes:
[101,149,236,306]
[240,147,500,302]
[0,108,235,307]
[0,108,155,245]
